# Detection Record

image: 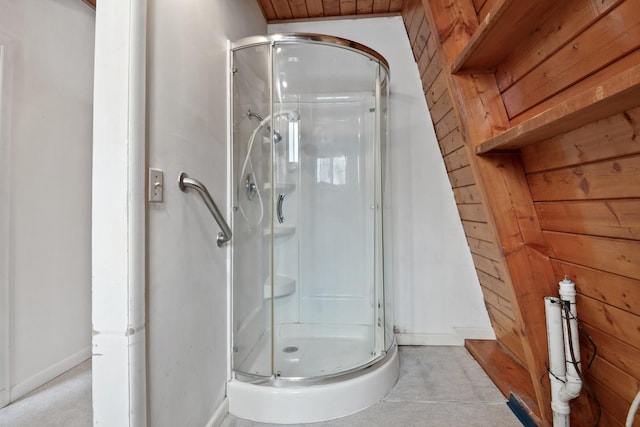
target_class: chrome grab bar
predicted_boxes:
[178,172,232,247]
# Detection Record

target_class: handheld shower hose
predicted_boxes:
[238,110,300,226]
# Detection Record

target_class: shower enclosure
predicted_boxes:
[228,33,397,424]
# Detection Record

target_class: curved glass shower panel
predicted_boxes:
[231,34,392,382]
[272,42,381,378]
[231,44,273,377]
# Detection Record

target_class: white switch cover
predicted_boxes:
[148,168,163,202]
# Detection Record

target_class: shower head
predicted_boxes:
[244,109,300,124]
[246,110,265,123]
[247,109,301,143]
[237,109,301,143]
[244,110,282,143]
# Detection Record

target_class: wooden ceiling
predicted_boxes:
[257,0,404,22]
[79,1,404,21]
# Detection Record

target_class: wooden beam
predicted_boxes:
[82,0,96,8]
[425,0,478,64]
[421,0,557,422]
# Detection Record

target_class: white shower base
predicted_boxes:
[237,323,379,378]
[228,323,399,424]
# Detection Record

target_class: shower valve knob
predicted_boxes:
[245,174,258,200]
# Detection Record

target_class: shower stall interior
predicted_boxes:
[228,33,397,424]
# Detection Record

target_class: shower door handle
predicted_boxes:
[277,193,285,224]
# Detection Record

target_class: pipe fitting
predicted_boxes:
[560,376,583,401]
[559,277,577,299]
[551,399,570,416]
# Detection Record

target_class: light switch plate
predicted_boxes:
[148,168,163,203]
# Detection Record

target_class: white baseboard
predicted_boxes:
[395,333,464,346]
[10,345,91,402]
[395,327,495,346]
[205,397,229,427]
[0,387,8,408]
[454,327,496,341]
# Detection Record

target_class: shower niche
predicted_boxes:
[229,33,397,424]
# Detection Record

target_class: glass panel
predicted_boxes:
[379,66,393,352]
[272,43,381,378]
[231,45,273,377]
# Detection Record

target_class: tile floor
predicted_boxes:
[0,346,522,426]
[222,346,522,427]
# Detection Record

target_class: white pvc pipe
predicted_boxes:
[545,278,583,427]
[545,297,570,427]
[626,389,640,427]
[559,279,582,402]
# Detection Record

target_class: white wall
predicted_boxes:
[94,9,490,425]
[270,17,494,344]
[145,1,265,425]
[0,0,94,405]
[92,1,147,425]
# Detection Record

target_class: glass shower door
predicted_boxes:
[270,104,301,377]
[272,42,383,379]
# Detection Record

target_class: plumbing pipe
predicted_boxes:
[545,297,570,427]
[626,389,640,427]
[559,278,583,402]
[545,278,583,427]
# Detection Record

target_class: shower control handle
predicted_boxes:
[277,193,285,224]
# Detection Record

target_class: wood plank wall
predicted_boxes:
[400,0,528,366]
[521,108,640,427]
[493,1,640,425]
[497,0,639,125]
[403,0,640,425]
